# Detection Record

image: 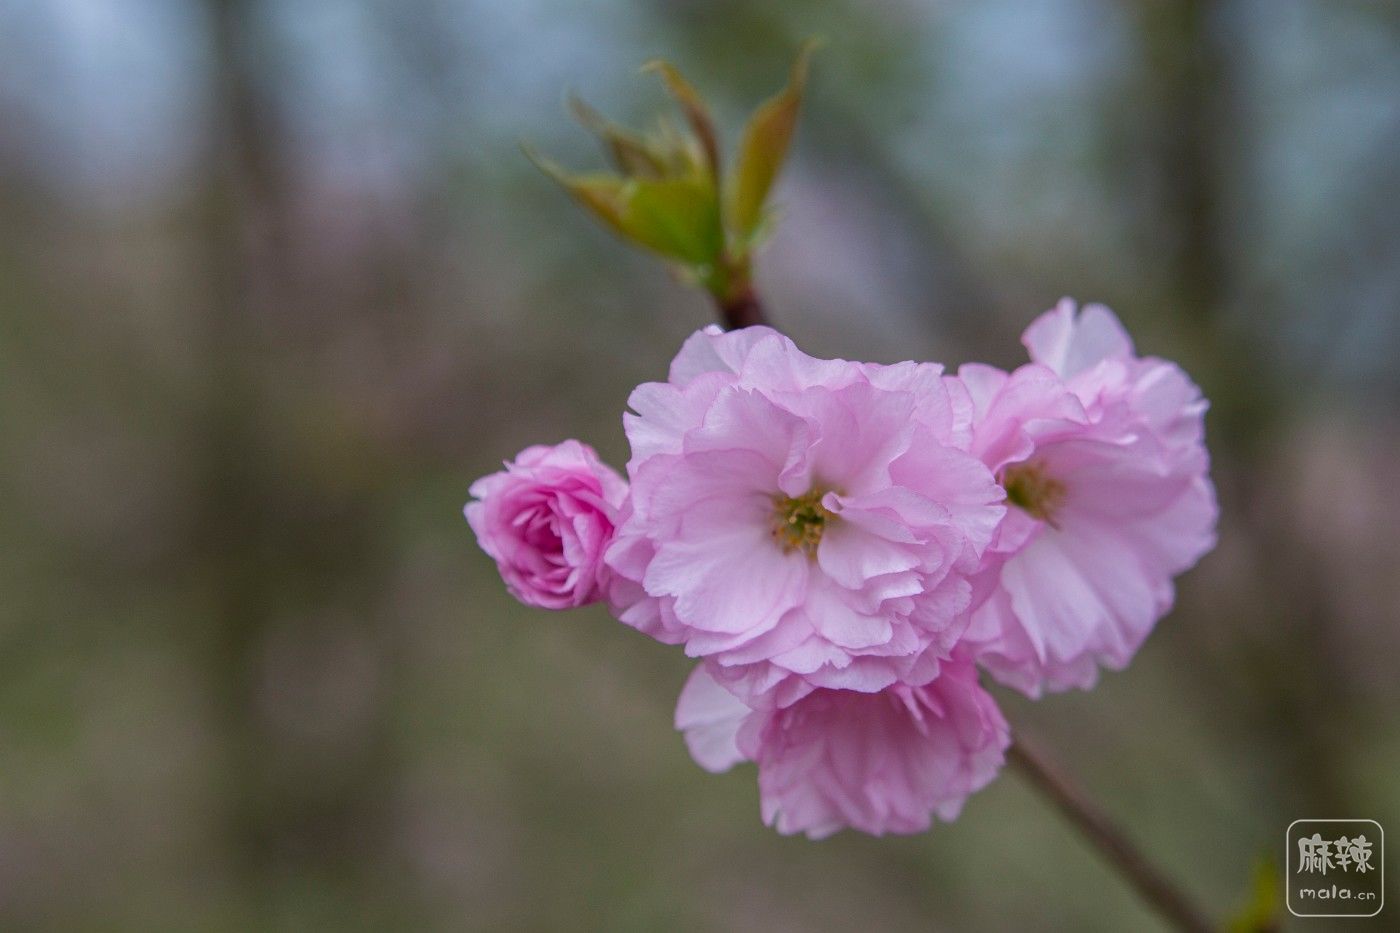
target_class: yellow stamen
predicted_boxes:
[772,488,834,557]
[1001,461,1067,526]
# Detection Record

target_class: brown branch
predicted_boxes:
[1007,739,1215,933]
[714,283,768,330]
[711,263,1213,931]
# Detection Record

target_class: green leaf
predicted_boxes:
[642,59,721,181]
[621,174,723,265]
[523,145,631,232]
[566,95,667,178]
[726,39,819,242]
[525,145,721,265]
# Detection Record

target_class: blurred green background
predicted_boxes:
[1,1,1398,930]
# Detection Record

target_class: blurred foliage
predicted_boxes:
[1225,857,1282,933]
[0,0,1398,930]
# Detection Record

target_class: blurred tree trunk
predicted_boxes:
[197,0,401,916]
[199,4,274,890]
[1136,0,1360,822]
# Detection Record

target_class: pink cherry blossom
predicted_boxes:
[961,299,1218,695]
[466,440,628,610]
[605,326,1005,705]
[675,653,1009,838]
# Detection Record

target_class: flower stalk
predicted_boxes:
[710,268,1214,928]
[706,262,1216,929]
[1007,738,1215,933]
[716,281,767,330]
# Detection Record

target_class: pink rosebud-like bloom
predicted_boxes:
[466,440,628,610]
[675,653,1009,838]
[960,299,1218,695]
[606,326,1005,705]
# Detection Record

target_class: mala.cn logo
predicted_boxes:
[1287,819,1384,918]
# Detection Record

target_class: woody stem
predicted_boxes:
[710,256,768,331]
[1007,739,1215,933]
[713,284,1211,931]
[714,284,767,331]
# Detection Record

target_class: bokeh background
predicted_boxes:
[2,0,1398,929]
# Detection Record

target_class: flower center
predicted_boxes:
[771,488,834,557]
[1001,461,1066,525]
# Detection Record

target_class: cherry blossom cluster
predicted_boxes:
[466,299,1217,838]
